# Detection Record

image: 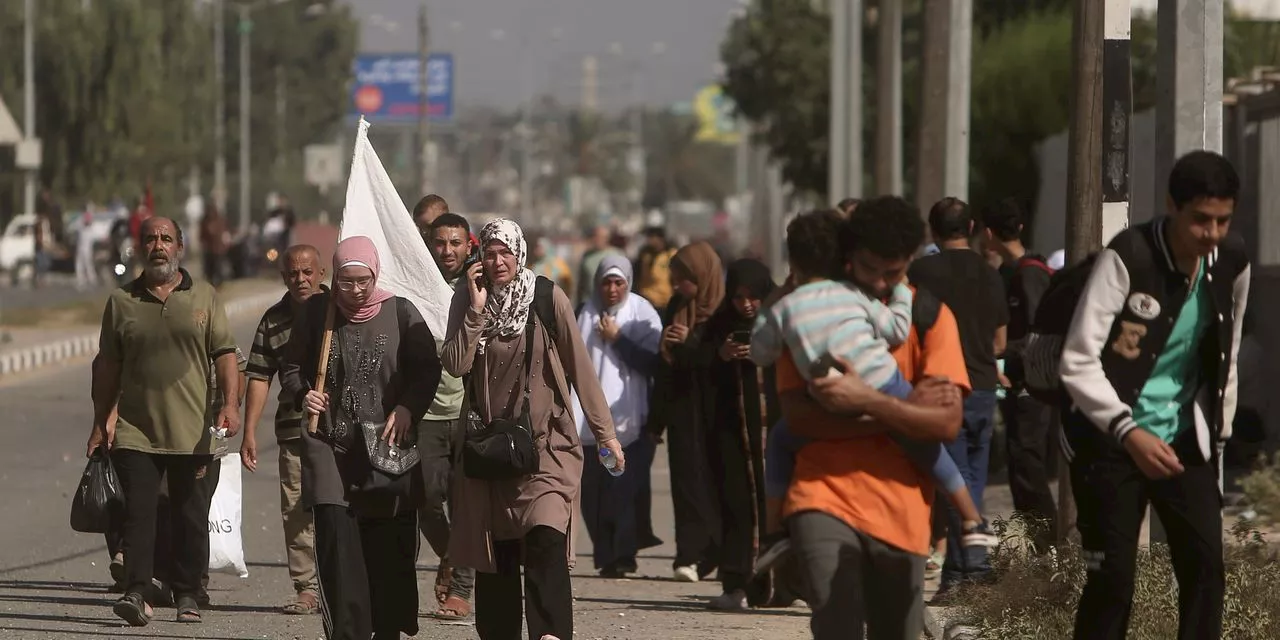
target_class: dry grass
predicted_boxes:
[954,516,1280,639]
[1241,451,1280,523]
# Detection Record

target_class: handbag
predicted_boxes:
[361,419,421,475]
[463,309,541,480]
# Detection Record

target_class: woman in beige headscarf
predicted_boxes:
[645,241,726,583]
[441,218,621,640]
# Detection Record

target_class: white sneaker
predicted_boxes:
[540,636,561,640]
[673,565,699,583]
[708,589,748,611]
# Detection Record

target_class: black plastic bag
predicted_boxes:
[70,447,125,534]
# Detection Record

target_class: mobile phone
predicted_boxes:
[463,246,482,270]
[809,354,847,380]
[731,330,752,344]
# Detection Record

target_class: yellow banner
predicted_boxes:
[693,85,741,144]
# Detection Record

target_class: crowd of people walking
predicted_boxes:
[84,149,1251,640]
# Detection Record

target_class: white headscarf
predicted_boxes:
[478,219,538,348]
[573,254,663,447]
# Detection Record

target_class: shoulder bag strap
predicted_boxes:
[520,305,537,411]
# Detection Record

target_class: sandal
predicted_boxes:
[112,592,152,627]
[281,591,319,615]
[432,594,471,620]
[434,563,452,605]
[175,594,202,623]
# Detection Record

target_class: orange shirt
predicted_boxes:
[780,299,971,556]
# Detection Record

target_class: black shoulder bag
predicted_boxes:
[462,306,541,480]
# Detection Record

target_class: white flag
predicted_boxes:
[339,118,452,338]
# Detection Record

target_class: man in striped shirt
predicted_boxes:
[241,244,326,615]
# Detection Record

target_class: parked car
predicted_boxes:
[0,214,75,285]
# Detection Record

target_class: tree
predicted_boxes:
[0,1,357,223]
[720,0,832,195]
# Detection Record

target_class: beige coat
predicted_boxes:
[440,282,615,573]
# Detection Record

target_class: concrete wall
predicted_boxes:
[1031,109,1159,254]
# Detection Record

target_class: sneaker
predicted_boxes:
[673,565,699,583]
[708,589,748,611]
[753,536,793,576]
[962,521,999,548]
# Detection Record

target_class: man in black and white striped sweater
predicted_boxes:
[1060,151,1250,640]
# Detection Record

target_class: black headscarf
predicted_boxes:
[708,258,777,339]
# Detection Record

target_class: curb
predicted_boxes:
[0,288,285,377]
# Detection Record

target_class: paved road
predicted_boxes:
[0,317,811,639]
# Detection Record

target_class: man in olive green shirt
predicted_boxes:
[90,217,241,627]
[420,210,475,617]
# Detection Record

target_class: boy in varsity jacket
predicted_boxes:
[1060,151,1250,640]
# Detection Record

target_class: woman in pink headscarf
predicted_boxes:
[281,235,443,640]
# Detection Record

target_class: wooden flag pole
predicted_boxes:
[307,292,336,434]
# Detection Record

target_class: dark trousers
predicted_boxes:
[940,389,997,588]
[1001,391,1058,547]
[709,420,767,596]
[418,417,474,599]
[112,450,216,602]
[106,462,220,596]
[314,505,419,640]
[1070,429,1224,640]
[667,419,721,569]
[790,511,925,640]
[580,437,656,572]
[475,526,574,640]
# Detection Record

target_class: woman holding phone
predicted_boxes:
[441,219,621,640]
[646,241,725,584]
[704,258,785,611]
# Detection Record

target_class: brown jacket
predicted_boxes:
[440,281,615,573]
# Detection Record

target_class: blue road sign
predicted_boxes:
[349,53,454,123]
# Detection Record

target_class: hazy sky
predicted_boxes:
[349,0,746,110]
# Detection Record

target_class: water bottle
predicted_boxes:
[599,447,624,477]
[210,421,230,457]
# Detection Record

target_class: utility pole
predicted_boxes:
[22,0,36,217]
[828,0,848,206]
[875,0,903,196]
[214,0,227,213]
[843,0,863,201]
[1062,0,1106,545]
[916,0,971,214]
[275,64,286,177]
[582,56,598,114]
[1153,0,1224,203]
[916,0,950,216]
[944,0,971,200]
[238,4,252,232]
[417,1,431,197]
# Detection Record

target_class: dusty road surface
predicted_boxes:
[0,316,812,640]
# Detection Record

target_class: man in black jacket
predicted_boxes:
[982,199,1057,549]
[1061,151,1249,640]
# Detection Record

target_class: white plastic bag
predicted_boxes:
[208,453,249,578]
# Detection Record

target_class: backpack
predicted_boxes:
[532,275,559,343]
[1021,253,1100,404]
[911,286,942,343]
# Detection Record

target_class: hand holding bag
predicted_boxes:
[463,310,540,480]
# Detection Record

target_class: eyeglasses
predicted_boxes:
[336,277,373,292]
